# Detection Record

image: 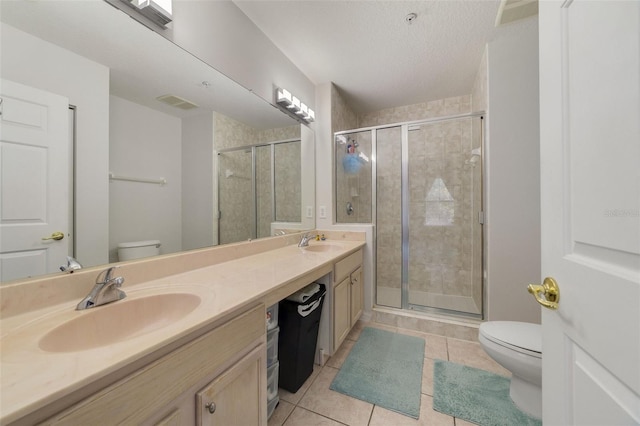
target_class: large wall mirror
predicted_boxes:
[0,0,315,283]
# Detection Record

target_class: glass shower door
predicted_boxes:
[375,126,403,308]
[218,149,253,244]
[406,117,482,315]
[372,117,483,316]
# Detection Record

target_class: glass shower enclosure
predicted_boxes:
[218,139,301,245]
[335,114,484,317]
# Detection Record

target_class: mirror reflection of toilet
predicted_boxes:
[478,321,542,419]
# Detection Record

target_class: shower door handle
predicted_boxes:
[527,277,560,310]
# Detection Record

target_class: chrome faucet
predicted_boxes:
[60,256,82,273]
[76,266,126,310]
[298,232,314,247]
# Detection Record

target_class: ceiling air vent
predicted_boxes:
[156,94,199,110]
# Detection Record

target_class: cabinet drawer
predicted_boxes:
[334,250,363,284]
[45,304,265,425]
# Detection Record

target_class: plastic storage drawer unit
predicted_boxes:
[266,303,279,330]
[267,361,279,401]
[278,283,326,393]
[266,326,279,367]
[267,395,279,419]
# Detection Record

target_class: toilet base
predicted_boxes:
[510,375,542,419]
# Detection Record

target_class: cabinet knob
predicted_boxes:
[205,401,216,414]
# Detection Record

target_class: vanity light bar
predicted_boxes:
[276,88,314,123]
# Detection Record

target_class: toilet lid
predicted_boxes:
[480,321,542,355]
[117,240,161,249]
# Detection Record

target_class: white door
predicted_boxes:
[0,79,70,282]
[539,1,639,424]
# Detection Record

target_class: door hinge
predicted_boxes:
[478,211,485,224]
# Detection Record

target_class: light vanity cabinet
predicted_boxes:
[333,249,364,351]
[195,344,264,425]
[40,305,266,426]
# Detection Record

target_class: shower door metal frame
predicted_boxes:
[216,137,300,242]
[403,115,485,317]
[400,124,410,311]
[335,111,486,318]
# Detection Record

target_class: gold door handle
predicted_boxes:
[42,231,65,241]
[527,277,560,310]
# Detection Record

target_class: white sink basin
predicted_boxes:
[39,293,201,352]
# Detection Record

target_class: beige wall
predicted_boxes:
[109,96,182,262]
[182,113,215,250]
[485,18,541,323]
[163,2,315,112]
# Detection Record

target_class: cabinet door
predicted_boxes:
[196,344,266,426]
[333,276,351,350]
[350,267,363,326]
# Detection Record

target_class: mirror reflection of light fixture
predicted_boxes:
[276,87,315,123]
[119,0,172,27]
[290,96,301,110]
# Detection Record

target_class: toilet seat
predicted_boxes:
[479,321,541,358]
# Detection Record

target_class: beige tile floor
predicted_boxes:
[268,320,510,426]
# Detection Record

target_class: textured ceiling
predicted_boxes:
[235,0,501,113]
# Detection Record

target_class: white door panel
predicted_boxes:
[0,79,70,282]
[539,0,640,423]
[1,143,47,220]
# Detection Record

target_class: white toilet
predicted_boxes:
[117,240,161,261]
[478,321,542,419]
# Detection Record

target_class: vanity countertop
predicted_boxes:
[0,239,365,425]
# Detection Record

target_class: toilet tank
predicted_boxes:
[117,240,161,261]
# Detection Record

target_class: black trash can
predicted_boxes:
[278,282,326,393]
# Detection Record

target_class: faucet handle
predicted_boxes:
[112,276,125,288]
[96,266,120,284]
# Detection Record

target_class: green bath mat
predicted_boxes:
[433,360,541,426]
[329,327,425,419]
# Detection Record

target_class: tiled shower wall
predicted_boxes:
[332,85,373,223]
